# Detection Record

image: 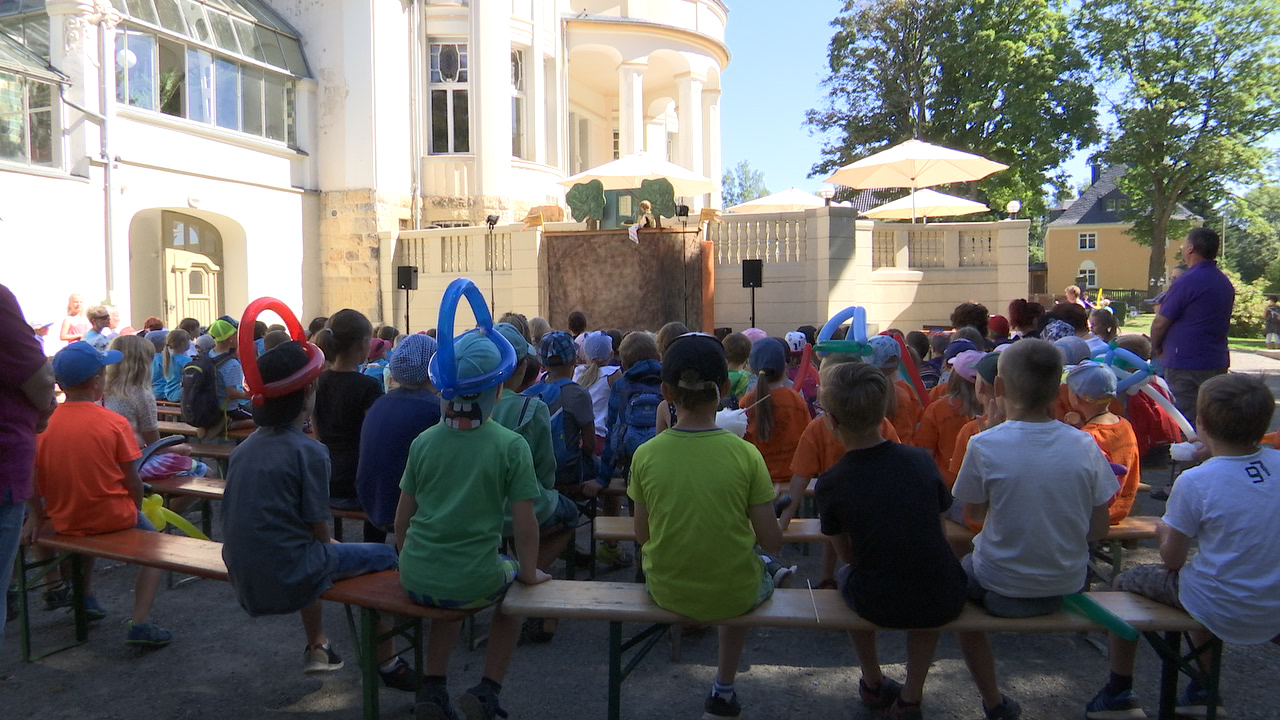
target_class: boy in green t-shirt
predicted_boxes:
[628,332,783,720]
[394,329,550,720]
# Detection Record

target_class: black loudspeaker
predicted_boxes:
[396,265,419,291]
[742,259,763,289]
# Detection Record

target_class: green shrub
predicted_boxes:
[1109,301,1127,326]
[1224,268,1268,336]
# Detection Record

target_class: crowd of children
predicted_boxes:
[8,288,1280,720]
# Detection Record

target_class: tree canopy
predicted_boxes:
[805,0,1099,218]
[1077,0,1280,289]
[722,160,769,208]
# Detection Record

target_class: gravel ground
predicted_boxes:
[4,361,1279,720]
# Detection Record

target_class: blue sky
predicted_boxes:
[719,1,1094,198]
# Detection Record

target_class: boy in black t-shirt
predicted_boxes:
[816,362,1021,720]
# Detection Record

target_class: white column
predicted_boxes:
[47,0,111,178]
[676,72,704,209]
[702,88,722,209]
[617,61,646,156]
[530,15,546,165]
[472,1,510,203]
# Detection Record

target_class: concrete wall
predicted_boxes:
[1046,224,1181,294]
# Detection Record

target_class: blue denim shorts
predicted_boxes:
[135,512,157,532]
[539,492,581,534]
[323,542,398,583]
[405,555,519,610]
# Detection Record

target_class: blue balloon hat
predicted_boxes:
[813,305,874,357]
[428,278,517,400]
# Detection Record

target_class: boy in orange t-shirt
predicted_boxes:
[22,341,173,649]
[1063,364,1142,524]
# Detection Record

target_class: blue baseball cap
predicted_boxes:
[583,331,613,362]
[1067,361,1117,401]
[494,322,536,361]
[748,337,787,375]
[455,330,503,386]
[867,335,902,368]
[52,341,122,386]
[539,331,577,367]
[942,338,978,364]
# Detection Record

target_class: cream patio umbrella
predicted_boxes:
[558,151,715,197]
[824,139,1007,221]
[726,188,826,214]
[862,188,990,221]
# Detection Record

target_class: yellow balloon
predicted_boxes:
[141,494,210,541]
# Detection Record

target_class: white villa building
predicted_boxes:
[0,0,729,328]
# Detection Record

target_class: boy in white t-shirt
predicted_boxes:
[953,338,1118,618]
[1085,373,1280,720]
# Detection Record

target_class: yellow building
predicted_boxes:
[1045,166,1194,298]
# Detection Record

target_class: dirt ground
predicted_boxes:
[5,361,1280,720]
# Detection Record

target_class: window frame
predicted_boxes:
[1078,231,1097,251]
[428,39,470,155]
[510,47,527,160]
[0,70,57,169]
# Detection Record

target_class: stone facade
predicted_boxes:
[319,189,409,321]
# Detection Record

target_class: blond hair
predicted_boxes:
[105,334,154,398]
[620,331,659,369]
[997,338,1062,410]
[162,329,191,376]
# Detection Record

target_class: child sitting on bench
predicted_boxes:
[396,329,550,720]
[953,339,1116,620]
[1063,363,1142,524]
[1085,373,1280,719]
[24,341,172,649]
[816,361,1020,720]
[220,342,405,684]
[627,332,783,720]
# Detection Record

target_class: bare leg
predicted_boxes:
[848,630,884,687]
[426,618,463,677]
[1108,632,1139,676]
[716,626,750,685]
[377,620,396,665]
[956,631,1004,710]
[300,602,327,648]
[482,606,522,683]
[131,566,163,625]
[537,529,573,571]
[902,631,941,704]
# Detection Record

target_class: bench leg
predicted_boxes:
[15,549,33,663]
[70,554,87,645]
[1156,631,1180,720]
[608,621,622,720]
[1145,631,1223,720]
[1110,540,1123,579]
[360,607,381,720]
[333,517,344,542]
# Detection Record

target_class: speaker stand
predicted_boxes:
[403,287,411,333]
[750,286,756,329]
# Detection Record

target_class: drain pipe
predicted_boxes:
[408,0,422,229]
[97,17,117,306]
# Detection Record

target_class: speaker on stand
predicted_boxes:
[396,265,418,332]
[742,259,763,328]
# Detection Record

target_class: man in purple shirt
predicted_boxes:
[1150,227,1235,426]
[0,283,56,645]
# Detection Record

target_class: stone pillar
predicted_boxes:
[617,62,646,156]
[472,0,509,209]
[46,0,115,178]
[675,72,703,208]
[530,15,547,165]
[702,88,721,208]
[318,190,409,321]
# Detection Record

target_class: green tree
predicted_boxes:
[1220,185,1280,283]
[721,160,769,208]
[1077,0,1280,291]
[805,0,1099,219]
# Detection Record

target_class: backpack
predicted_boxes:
[523,377,587,481]
[181,350,235,429]
[615,376,663,463]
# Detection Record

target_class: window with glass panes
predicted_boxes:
[0,71,53,166]
[1078,232,1097,250]
[510,48,526,159]
[429,41,469,154]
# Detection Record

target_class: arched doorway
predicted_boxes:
[129,208,245,329]
[163,211,223,328]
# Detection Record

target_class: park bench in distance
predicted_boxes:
[502,579,1224,720]
[17,529,468,720]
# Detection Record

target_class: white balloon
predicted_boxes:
[1139,384,1197,442]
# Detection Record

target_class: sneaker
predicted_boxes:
[125,621,173,649]
[379,657,418,692]
[702,692,742,719]
[415,682,460,720]
[43,582,72,611]
[887,699,924,720]
[303,644,343,673]
[859,677,903,710]
[772,564,798,589]
[1085,686,1147,719]
[84,596,107,622]
[1174,686,1224,718]
[458,681,509,720]
[595,542,632,569]
[984,695,1022,720]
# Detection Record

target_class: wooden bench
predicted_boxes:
[942,516,1161,574]
[595,516,827,544]
[502,580,1222,720]
[156,404,183,419]
[18,529,470,720]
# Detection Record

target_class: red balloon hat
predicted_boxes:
[238,297,326,406]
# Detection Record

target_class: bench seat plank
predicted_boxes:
[322,570,474,621]
[39,530,229,582]
[943,516,1160,546]
[187,443,234,461]
[501,581,1203,634]
[147,476,228,499]
[595,516,826,544]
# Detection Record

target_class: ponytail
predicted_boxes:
[946,370,982,418]
[318,309,373,363]
[579,358,603,389]
[162,329,190,376]
[753,368,777,442]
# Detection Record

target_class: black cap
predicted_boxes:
[661,333,728,390]
[252,341,309,427]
